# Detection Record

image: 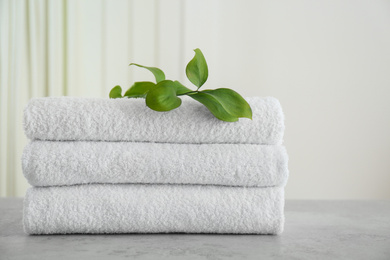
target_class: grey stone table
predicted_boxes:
[0,199,389,260]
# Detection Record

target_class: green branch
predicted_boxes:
[109,48,252,122]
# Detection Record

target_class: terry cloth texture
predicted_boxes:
[23,184,285,235]
[22,96,289,235]
[23,96,285,144]
[22,141,289,187]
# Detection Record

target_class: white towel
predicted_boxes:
[23,96,285,144]
[23,184,285,234]
[22,141,289,187]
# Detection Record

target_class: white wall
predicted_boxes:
[1,0,389,199]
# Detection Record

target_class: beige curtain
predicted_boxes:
[0,0,194,197]
[0,0,68,196]
[0,0,156,197]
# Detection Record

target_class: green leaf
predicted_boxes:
[109,85,122,99]
[173,81,193,95]
[146,80,182,111]
[124,81,156,98]
[129,63,165,83]
[186,48,208,89]
[189,92,239,122]
[201,88,252,119]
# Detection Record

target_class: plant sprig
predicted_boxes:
[109,48,252,122]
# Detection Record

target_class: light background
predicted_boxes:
[1,0,389,199]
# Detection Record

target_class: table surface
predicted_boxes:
[0,199,389,260]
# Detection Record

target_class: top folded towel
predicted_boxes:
[24,96,285,144]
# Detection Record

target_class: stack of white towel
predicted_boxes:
[22,96,288,234]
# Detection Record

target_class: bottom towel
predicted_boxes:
[23,184,285,235]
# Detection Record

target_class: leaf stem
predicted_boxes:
[177,91,199,96]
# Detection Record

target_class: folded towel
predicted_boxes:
[23,96,285,144]
[22,141,289,187]
[23,184,284,234]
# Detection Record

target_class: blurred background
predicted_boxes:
[1,0,389,199]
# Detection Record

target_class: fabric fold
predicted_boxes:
[23,96,285,144]
[22,141,289,187]
[23,184,284,235]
